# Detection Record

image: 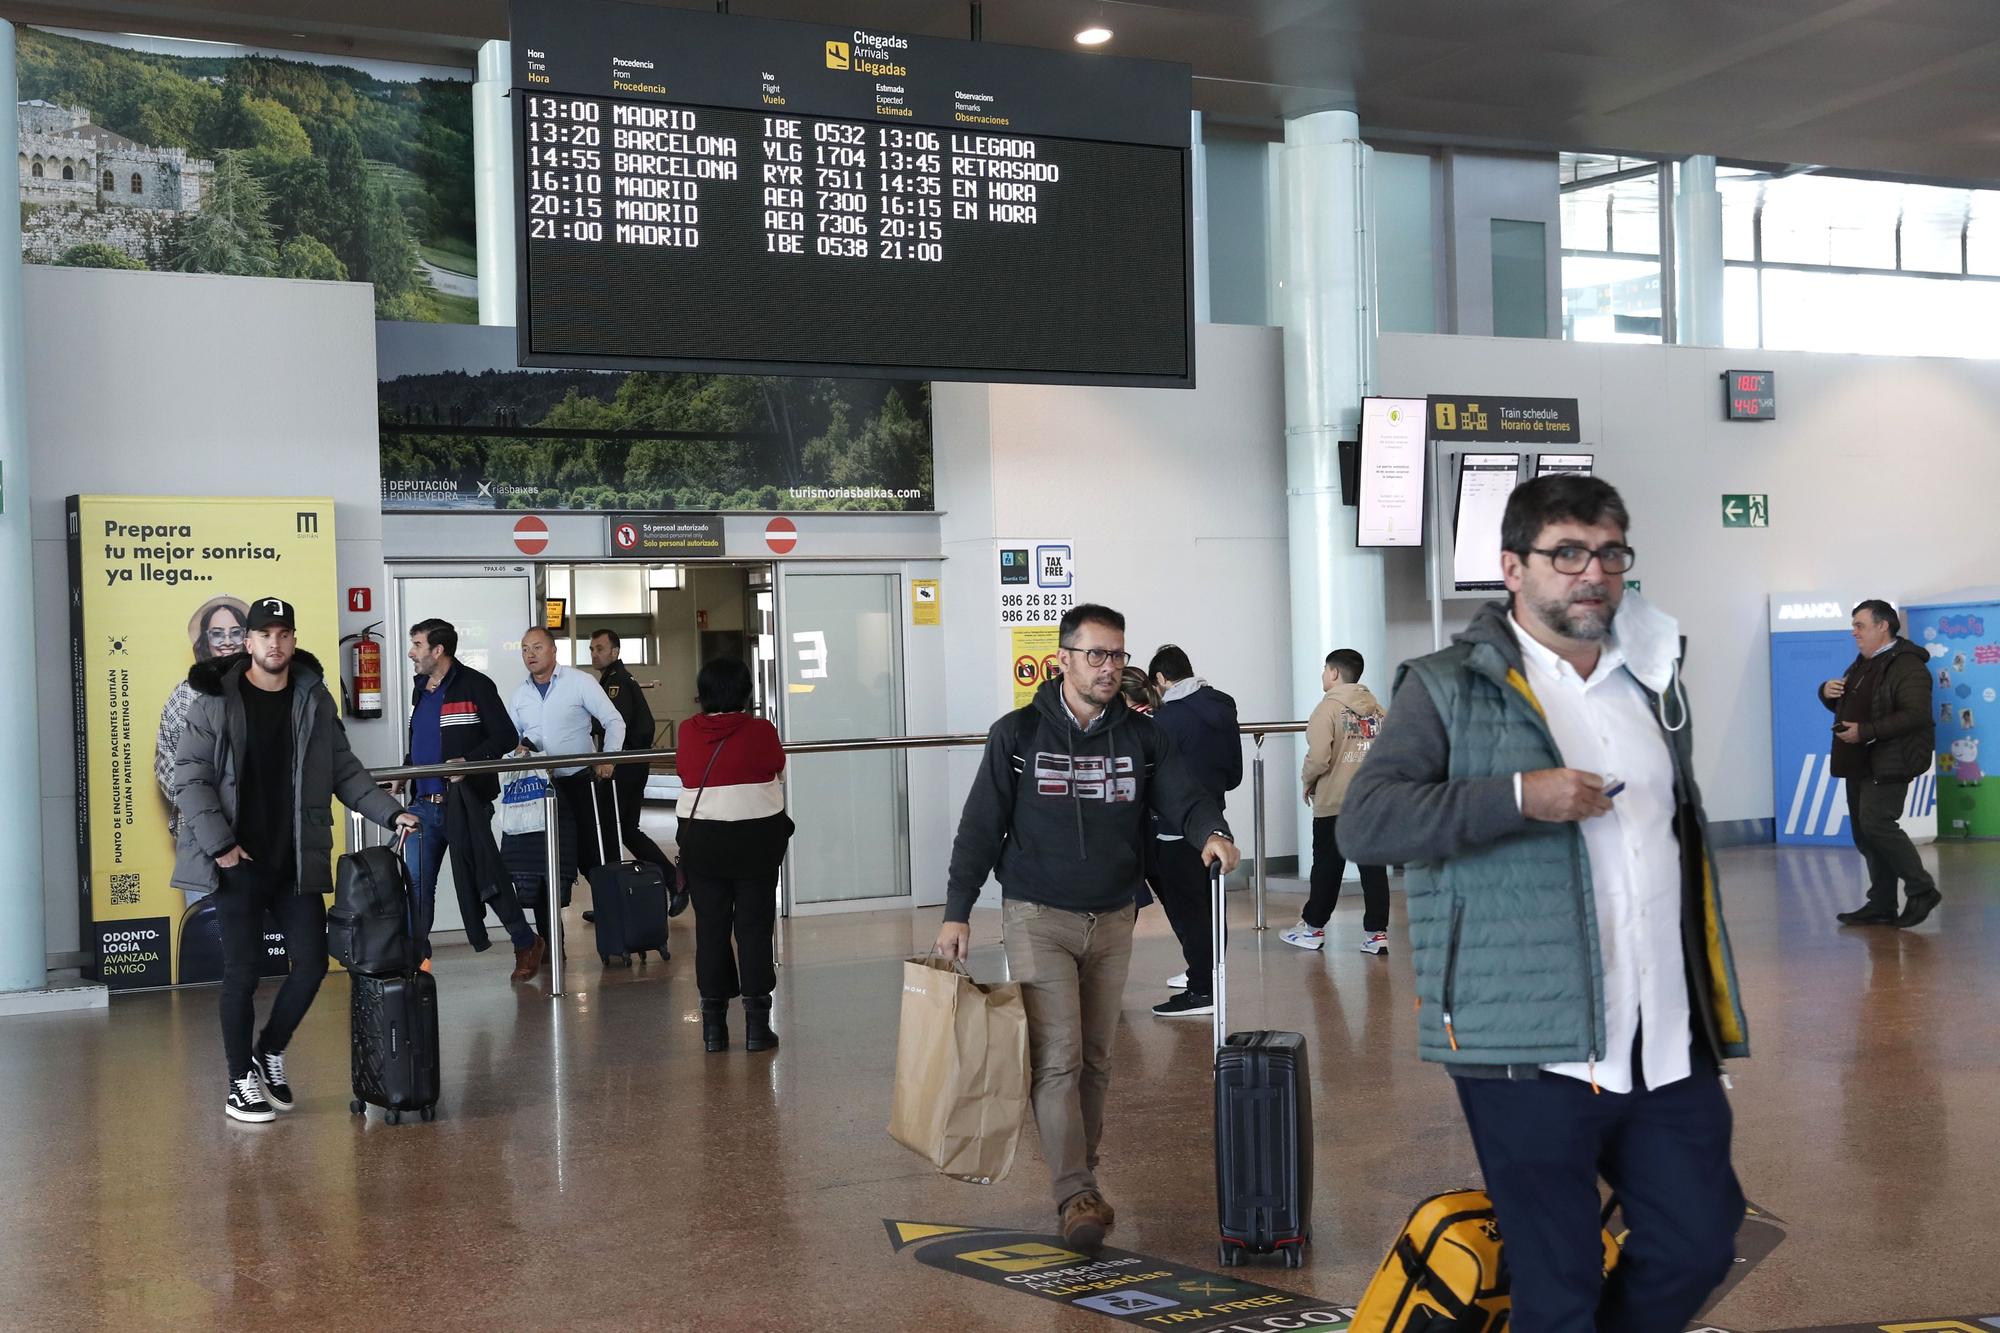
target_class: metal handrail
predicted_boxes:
[353,720,1309,995]
[364,721,1308,783]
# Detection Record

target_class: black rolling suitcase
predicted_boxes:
[587,780,670,967]
[1211,861,1314,1267]
[349,968,441,1125]
[339,828,440,1126]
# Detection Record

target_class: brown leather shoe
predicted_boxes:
[1059,1190,1115,1254]
[511,936,547,982]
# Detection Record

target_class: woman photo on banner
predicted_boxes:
[156,593,250,888]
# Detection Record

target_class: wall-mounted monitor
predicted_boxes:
[1452,452,1522,592]
[1534,453,1593,477]
[1356,396,1428,547]
[510,0,1194,387]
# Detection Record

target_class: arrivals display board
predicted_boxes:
[510,0,1193,386]
[1355,396,1427,547]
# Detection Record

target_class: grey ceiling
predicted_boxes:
[8,0,2000,182]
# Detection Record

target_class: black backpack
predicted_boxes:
[327,845,418,977]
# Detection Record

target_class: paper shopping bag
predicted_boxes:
[888,955,1030,1184]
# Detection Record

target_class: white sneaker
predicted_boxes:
[1166,971,1188,990]
[1360,931,1389,956]
[1279,922,1324,951]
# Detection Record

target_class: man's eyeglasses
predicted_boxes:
[1062,646,1132,668]
[1521,544,1637,576]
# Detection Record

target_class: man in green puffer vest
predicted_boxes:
[1343,475,1750,1333]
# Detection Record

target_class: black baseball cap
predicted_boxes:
[245,597,297,632]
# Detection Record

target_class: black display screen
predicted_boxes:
[510,0,1194,387]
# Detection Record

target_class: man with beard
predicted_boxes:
[171,598,417,1122]
[1343,476,1751,1332]
[937,603,1239,1253]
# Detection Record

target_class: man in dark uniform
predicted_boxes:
[589,629,676,899]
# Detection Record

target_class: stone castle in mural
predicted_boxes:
[15,99,213,263]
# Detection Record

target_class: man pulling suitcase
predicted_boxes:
[170,597,415,1124]
[936,603,1239,1253]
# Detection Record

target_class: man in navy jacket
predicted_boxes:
[1145,644,1243,1017]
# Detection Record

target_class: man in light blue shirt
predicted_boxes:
[509,627,627,892]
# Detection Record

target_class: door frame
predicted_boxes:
[775,561,913,916]
[383,561,540,742]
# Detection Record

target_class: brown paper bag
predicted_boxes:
[888,955,1030,1184]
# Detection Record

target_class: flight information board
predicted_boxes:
[510,0,1194,386]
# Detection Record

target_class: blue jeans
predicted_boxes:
[402,797,447,960]
[1452,1042,1742,1332]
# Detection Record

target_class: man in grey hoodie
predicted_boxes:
[937,603,1239,1254]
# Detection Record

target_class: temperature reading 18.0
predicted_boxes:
[1724,369,1776,421]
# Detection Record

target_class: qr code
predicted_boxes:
[110,873,141,906]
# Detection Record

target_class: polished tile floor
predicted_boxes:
[1,839,1995,1331]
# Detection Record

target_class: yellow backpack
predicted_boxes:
[1349,1189,1620,1332]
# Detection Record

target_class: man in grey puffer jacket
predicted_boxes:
[1343,476,1750,1333]
[173,597,413,1124]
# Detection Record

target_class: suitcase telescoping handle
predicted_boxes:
[1210,858,1228,1053]
[588,767,619,866]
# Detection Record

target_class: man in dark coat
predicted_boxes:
[172,597,415,1122]
[1819,598,1941,927]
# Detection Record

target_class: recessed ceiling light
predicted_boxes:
[1075,27,1112,46]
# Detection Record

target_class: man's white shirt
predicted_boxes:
[1508,615,1690,1093]
[508,665,624,778]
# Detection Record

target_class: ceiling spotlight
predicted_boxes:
[1075,27,1113,46]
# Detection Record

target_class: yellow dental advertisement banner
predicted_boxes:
[67,496,340,989]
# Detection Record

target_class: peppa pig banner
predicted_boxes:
[1907,598,2000,838]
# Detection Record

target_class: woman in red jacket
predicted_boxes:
[676,657,793,1053]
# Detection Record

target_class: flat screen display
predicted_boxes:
[511,0,1193,387]
[1356,396,1428,547]
[1534,453,1593,477]
[1452,452,1521,592]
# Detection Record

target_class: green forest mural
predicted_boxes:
[16,27,476,322]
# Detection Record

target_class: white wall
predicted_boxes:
[933,323,1297,901]
[1378,331,2000,823]
[25,267,385,955]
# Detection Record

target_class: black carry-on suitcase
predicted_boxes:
[350,968,441,1124]
[1212,860,1314,1267]
[344,827,441,1125]
[587,779,670,967]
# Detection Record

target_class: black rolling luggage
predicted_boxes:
[349,968,441,1125]
[1211,861,1314,1267]
[587,780,670,967]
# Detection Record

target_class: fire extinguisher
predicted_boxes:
[341,621,384,719]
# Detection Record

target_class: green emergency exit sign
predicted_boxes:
[1721,494,1768,528]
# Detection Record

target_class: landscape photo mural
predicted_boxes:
[378,323,934,513]
[15,26,476,322]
